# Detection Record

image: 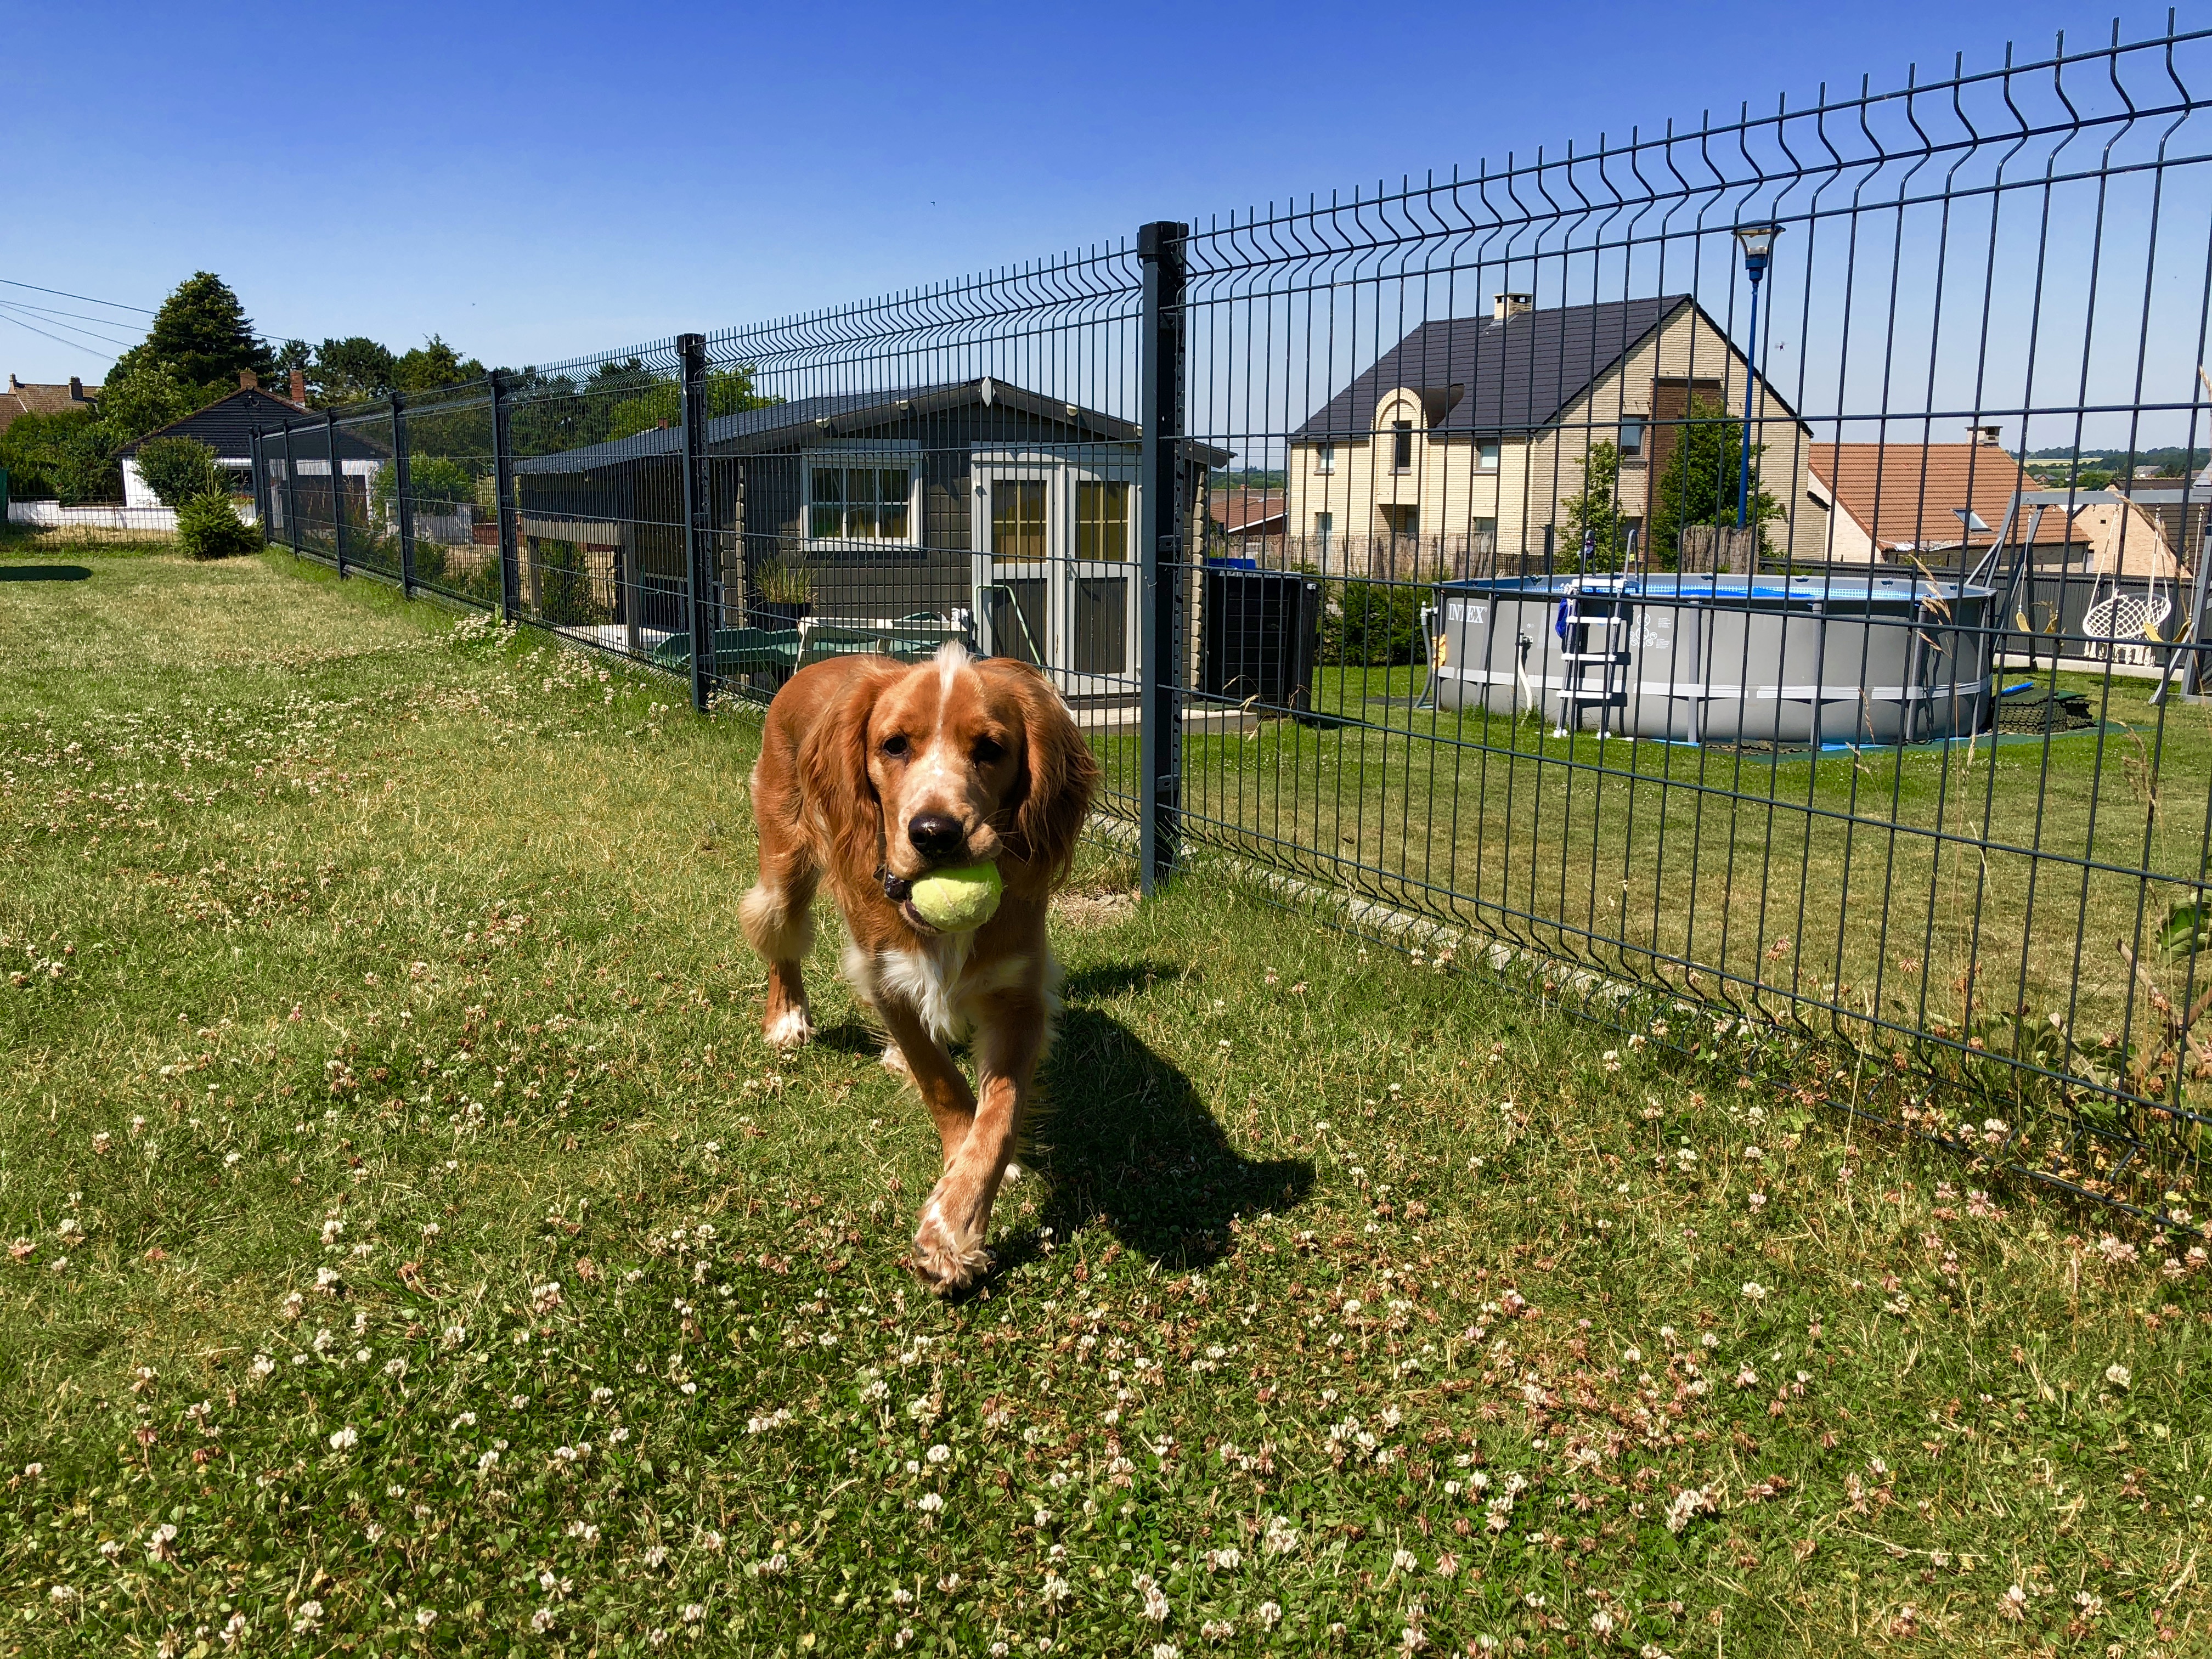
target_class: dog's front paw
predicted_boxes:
[905,1188,989,1296]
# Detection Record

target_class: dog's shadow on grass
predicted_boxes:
[993,967,1315,1279]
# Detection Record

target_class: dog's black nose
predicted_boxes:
[907,814,964,860]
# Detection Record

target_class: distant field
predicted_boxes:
[0,545,2204,1657]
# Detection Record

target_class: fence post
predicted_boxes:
[390,392,415,600]
[490,371,520,623]
[678,332,716,713]
[1137,220,1190,896]
[248,425,269,548]
[281,421,303,558]
[324,408,347,577]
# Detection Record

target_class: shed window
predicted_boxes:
[808,462,915,543]
[1075,481,1129,560]
[991,479,1048,560]
[1392,421,1414,472]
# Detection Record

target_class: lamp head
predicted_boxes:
[1734,221,1783,279]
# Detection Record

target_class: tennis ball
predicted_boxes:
[908,863,1003,932]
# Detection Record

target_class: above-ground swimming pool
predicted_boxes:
[1432,573,1997,745]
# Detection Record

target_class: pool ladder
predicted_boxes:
[1554,588,1633,737]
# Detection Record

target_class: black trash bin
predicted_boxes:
[1200,565,1322,716]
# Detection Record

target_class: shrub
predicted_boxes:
[177,490,261,561]
[1322,578,1425,665]
[136,437,225,507]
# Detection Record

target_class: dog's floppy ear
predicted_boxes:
[797,662,900,889]
[992,659,1098,889]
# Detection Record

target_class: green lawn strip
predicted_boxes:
[0,549,2204,1657]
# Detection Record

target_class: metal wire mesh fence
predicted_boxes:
[252,21,2212,1231]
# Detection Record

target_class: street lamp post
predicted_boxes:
[1733,222,1783,531]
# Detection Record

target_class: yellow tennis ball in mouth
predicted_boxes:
[907,863,1003,932]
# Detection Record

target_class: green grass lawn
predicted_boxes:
[1,544,2207,1658]
[1183,656,2211,1144]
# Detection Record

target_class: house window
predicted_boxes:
[1075,480,1128,561]
[808,462,914,543]
[1619,417,1646,456]
[1316,442,1336,475]
[1314,510,1334,556]
[1477,440,1500,472]
[1382,505,1419,541]
[991,479,1048,560]
[1392,421,1414,472]
[1474,516,1497,541]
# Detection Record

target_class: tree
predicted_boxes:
[93,353,201,445]
[393,336,484,392]
[139,272,273,391]
[0,408,115,504]
[134,437,226,507]
[310,337,398,405]
[1562,440,1630,570]
[1650,393,1780,564]
[371,454,477,517]
[176,490,261,560]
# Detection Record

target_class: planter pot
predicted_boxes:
[749,599,812,629]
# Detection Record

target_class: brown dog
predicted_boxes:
[739,643,1098,1294]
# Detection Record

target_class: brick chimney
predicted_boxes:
[290,368,307,406]
[69,377,83,400]
[1493,292,1534,321]
[239,369,259,392]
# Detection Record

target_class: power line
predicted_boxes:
[0,310,120,364]
[0,301,139,351]
[0,295,149,336]
[0,276,156,315]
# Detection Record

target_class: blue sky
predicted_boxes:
[0,0,2188,383]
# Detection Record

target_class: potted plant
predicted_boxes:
[748,558,814,628]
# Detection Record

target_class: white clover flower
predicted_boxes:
[292,1599,323,1633]
[145,1522,180,1563]
[2105,1363,2132,1390]
[1255,1602,1283,1629]
[1741,1282,1769,1301]
[476,1449,500,1472]
[328,1426,359,1452]
[530,1610,556,1633]
[916,1492,945,1513]
[926,1443,951,1465]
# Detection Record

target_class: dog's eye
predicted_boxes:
[881,734,909,758]
[972,737,1005,766]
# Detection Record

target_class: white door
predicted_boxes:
[970,448,1139,701]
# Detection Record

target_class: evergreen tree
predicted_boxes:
[1651,393,1781,563]
[139,272,274,391]
[1562,440,1629,570]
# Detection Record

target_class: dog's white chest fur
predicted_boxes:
[843,932,1034,1046]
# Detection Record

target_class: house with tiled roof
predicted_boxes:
[1807,430,2181,576]
[1283,292,1820,575]
[1,374,100,436]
